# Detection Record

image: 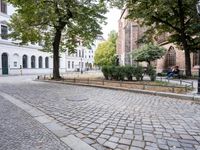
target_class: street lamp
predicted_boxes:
[197,0,200,16]
[197,0,200,93]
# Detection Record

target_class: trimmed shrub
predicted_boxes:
[124,65,134,81]
[102,66,109,80]
[146,65,156,81]
[133,65,144,81]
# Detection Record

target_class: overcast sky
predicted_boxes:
[101,8,121,40]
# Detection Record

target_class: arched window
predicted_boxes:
[166,47,176,67]
[22,55,28,68]
[31,56,36,68]
[45,57,49,68]
[193,52,199,66]
[39,56,43,68]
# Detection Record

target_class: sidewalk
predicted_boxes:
[156,76,199,96]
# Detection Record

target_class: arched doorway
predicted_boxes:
[2,53,8,75]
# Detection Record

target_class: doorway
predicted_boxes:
[2,53,8,75]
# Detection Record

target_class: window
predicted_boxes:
[82,50,84,58]
[1,0,7,14]
[14,61,17,67]
[166,46,176,67]
[39,56,43,68]
[22,55,28,68]
[45,57,49,68]
[31,56,36,68]
[79,50,81,57]
[1,25,8,39]
[193,53,199,66]
[68,61,70,68]
[72,61,74,69]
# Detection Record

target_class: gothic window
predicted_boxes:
[166,46,176,67]
[22,55,28,68]
[31,55,36,68]
[193,52,199,66]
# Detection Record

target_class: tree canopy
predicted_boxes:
[7,0,107,79]
[113,0,200,76]
[133,43,166,65]
[94,30,117,66]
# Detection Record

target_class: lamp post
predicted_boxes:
[197,0,200,93]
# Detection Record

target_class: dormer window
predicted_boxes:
[1,0,7,14]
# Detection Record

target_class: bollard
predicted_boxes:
[143,84,145,90]
[185,85,187,92]
[120,81,122,87]
[172,87,175,93]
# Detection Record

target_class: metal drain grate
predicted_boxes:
[65,95,88,101]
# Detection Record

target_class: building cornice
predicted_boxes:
[0,40,42,50]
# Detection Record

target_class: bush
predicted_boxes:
[124,65,134,81]
[146,65,156,81]
[101,66,109,80]
[133,65,144,81]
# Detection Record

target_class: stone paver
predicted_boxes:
[0,95,70,150]
[0,75,200,150]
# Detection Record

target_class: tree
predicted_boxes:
[112,0,200,76]
[133,43,166,65]
[94,30,117,66]
[7,0,107,79]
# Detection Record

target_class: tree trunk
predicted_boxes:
[52,28,62,80]
[184,45,191,77]
[178,0,191,77]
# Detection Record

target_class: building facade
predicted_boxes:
[117,9,145,66]
[65,36,104,72]
[117,9,199,75]
[0,1,102,75]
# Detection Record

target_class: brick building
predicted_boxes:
[117,9,199,75]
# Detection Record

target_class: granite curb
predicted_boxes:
[37,79,200,103]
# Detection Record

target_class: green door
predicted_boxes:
[2,53,8,75]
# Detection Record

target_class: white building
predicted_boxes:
[0,1,103,75]
[65,36,104,72]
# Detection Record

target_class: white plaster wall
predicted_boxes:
[0,42,66,75]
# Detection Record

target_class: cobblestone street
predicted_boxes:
[0,76,200,150]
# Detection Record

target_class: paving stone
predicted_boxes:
[109,136,120,143]
[117,144,129,150]
[61,135,95,150]
[131,140,145,148]
[97,137,107,144]
[1,76,200,150]
[119,138,132,145]
[103,141,118,149]
[130,147,143,150]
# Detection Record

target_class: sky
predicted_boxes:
[101,8,121,40]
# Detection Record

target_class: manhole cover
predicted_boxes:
[65,95,88,101]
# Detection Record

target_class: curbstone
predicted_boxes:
[155,92,194,101]
[37,80,200,102]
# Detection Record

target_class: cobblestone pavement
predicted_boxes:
[0,76,200,150]
[0,95,71,150]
